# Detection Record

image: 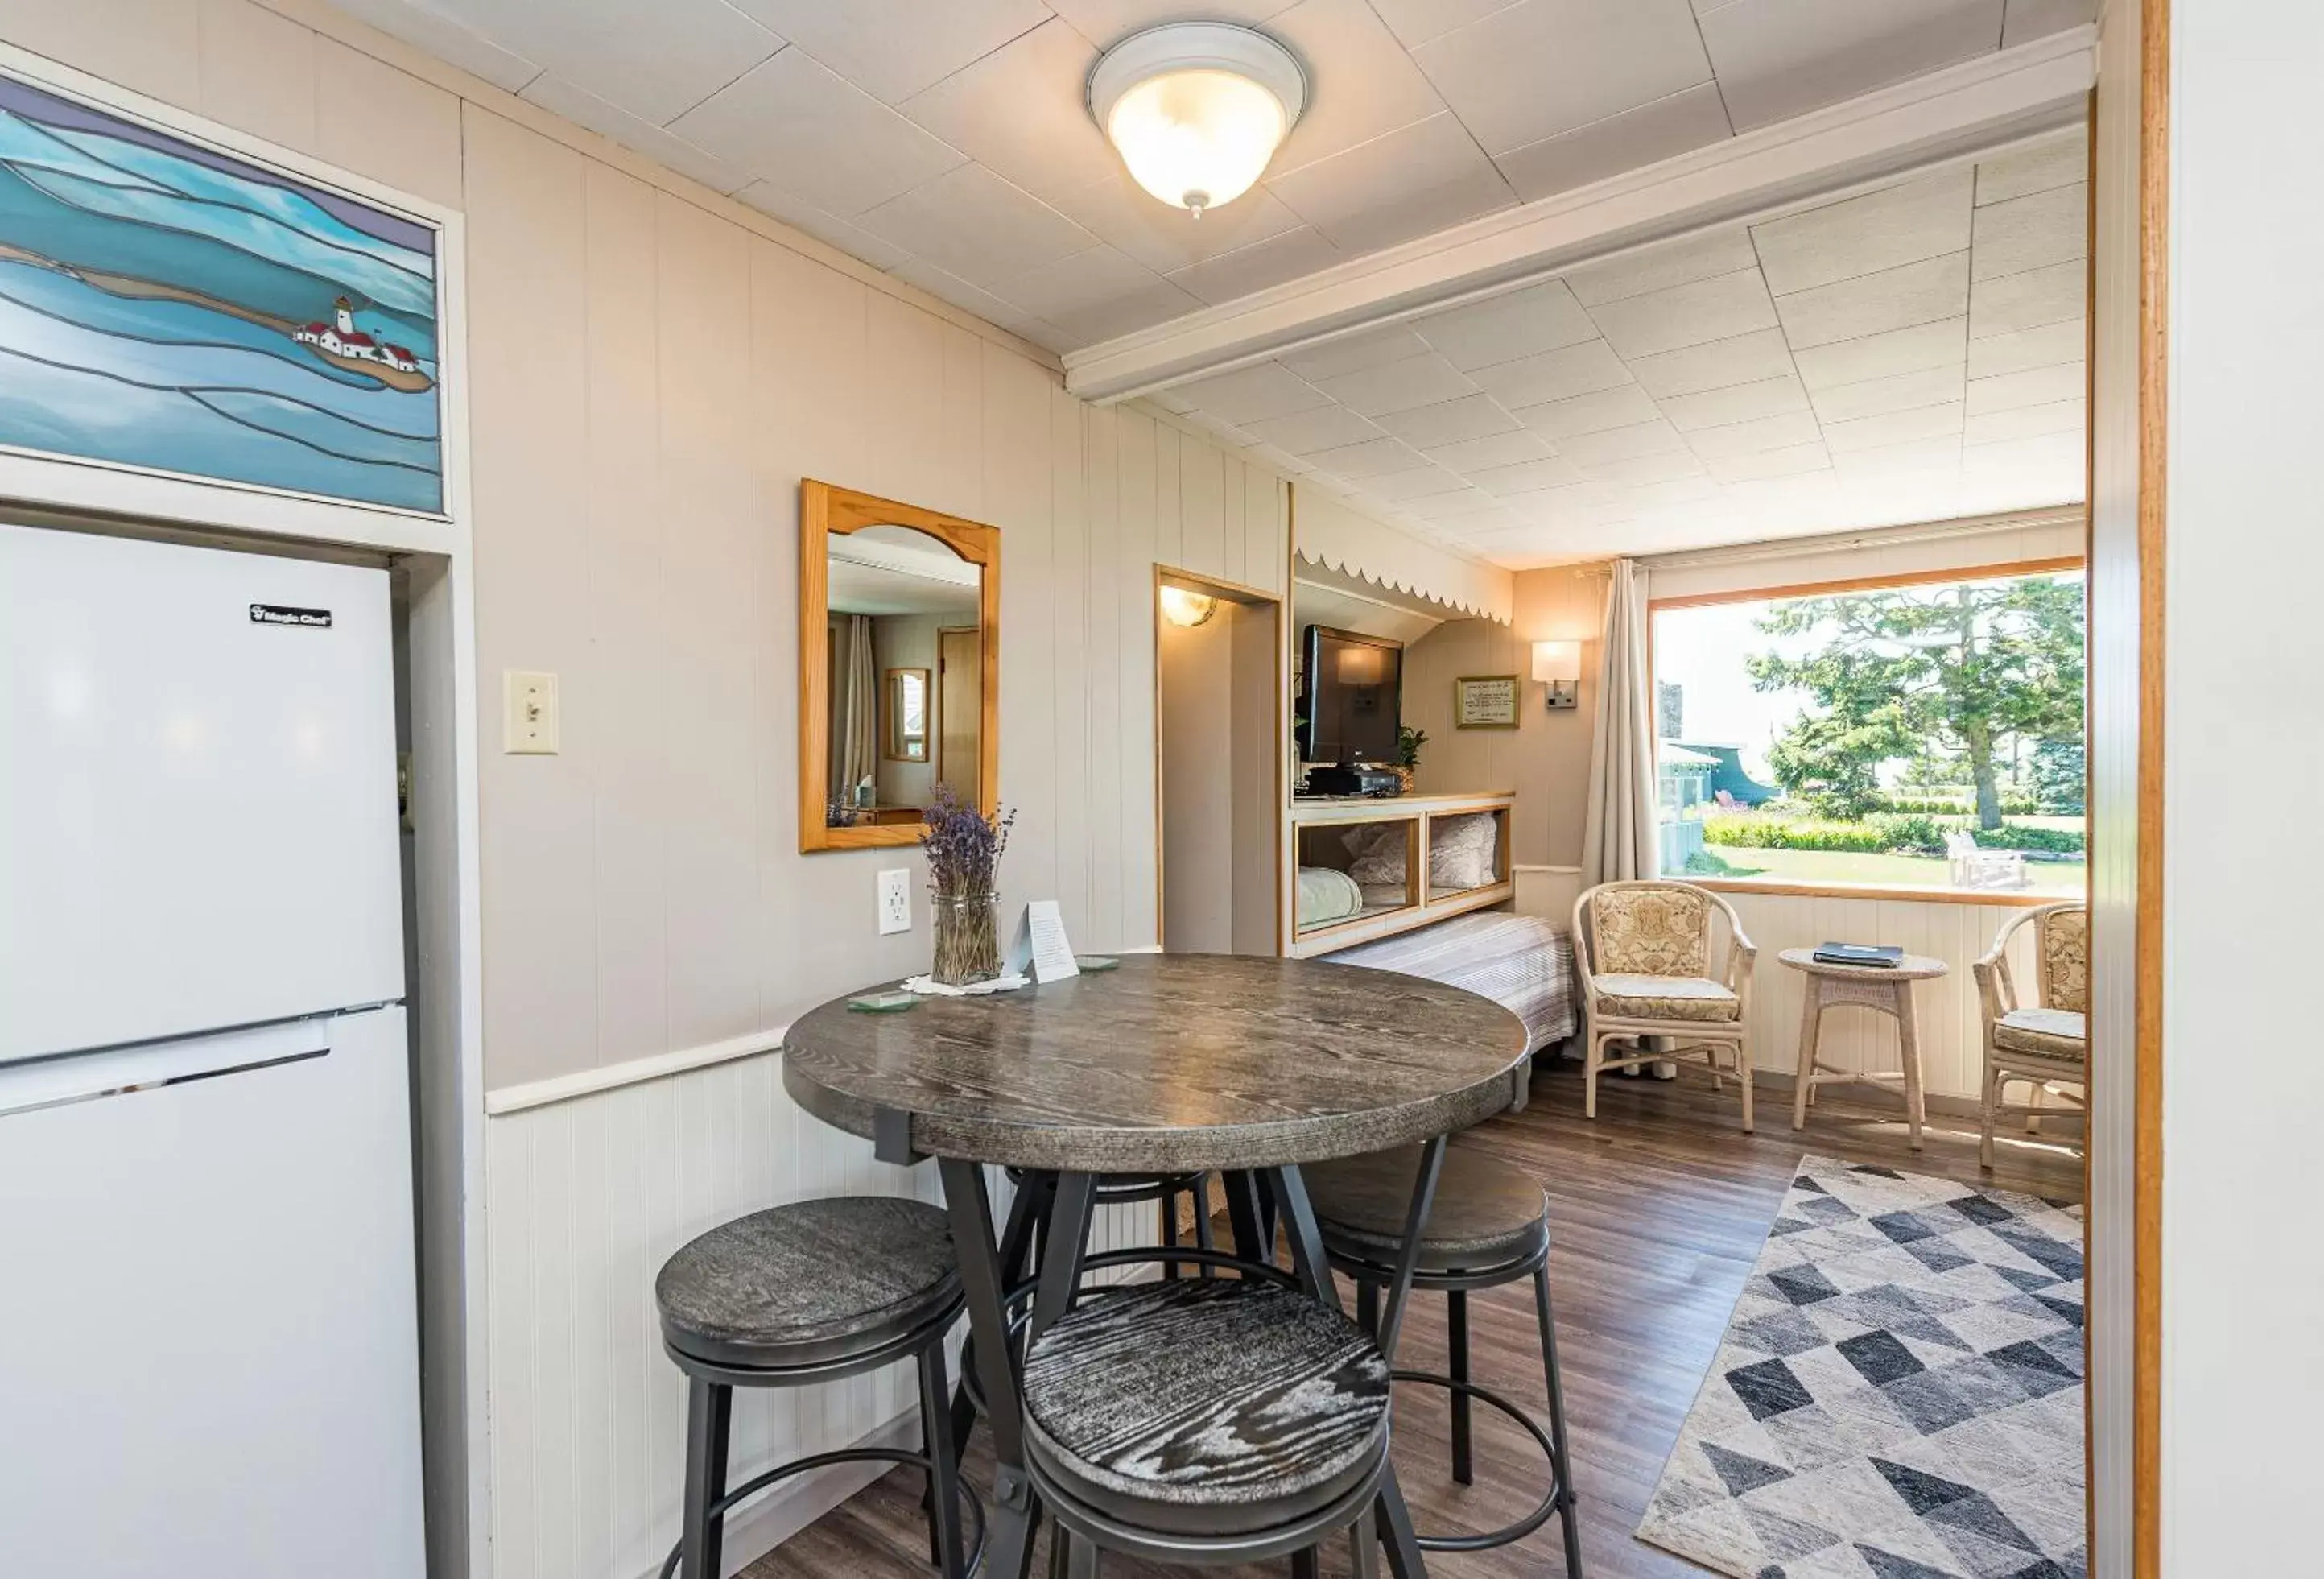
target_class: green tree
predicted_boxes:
[1747,575,2085,829]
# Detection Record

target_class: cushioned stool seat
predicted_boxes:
[1022,1279,1390,1536]
[1302,1145,1549,1270]
[657,1197,960,1370]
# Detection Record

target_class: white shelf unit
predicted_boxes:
[1282,791,1515,958]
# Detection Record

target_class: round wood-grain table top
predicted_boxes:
[1777,946,1950,982]
[782,953,1529,1174]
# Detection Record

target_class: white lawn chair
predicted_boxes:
[1946,829,2027,890]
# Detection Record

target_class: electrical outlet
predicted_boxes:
[503,670,559,754]
[877,869,912,936]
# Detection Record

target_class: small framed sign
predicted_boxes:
[1455,674,1520,729]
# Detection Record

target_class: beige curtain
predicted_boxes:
[1580,559,1658,886]
[831,615,878,801]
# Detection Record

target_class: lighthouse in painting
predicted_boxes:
[295,296,422,376]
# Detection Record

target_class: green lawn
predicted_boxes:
[1694,845,2087,895]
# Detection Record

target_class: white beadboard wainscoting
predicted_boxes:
[1718,890,2051,1106]
[484,1048,1153,1579]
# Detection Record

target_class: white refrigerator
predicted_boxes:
[0,523,427,1578]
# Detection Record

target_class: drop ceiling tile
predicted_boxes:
[1404,487,1505,520]
[668,49,966,219]
[1965,398,2083,445]
[1967,258,2084,338]
[1409,0,1712,154]
[1373,393,1523,448]
[1495,82,1732,202]
[1960,430,2082,484]
[1659,374,1813,432]
[898,19,1119,207]
[1822,399,1964,453]
[1774,250,1969,349]
[1307,351,1479,417]
[1626,327,1799,399]
[1749,168,1973,296]
[1566,225,1760,307]
[1043,0,1299,46]
[886,257,1067,345]
[1966,360,2084,414]
[1512,382,1664,440]
[1304,436,1434,479]
[736,182,914,268]
[1791,316,1967,391]
[1976,133,2087,205]
[1163,224,1345,304]
[1172,362,1331,425]
[1808,362,1967,423]
[1586,267,1779,359]
[2001,0,2095,46]
[1266,0,1450,172]
[1582,446,1709,486]
[1696,0,2005,131]
[728,0,1053,104]
[1265,113,1516,256]
[856,163,1098,292]
[1706,442,1833,483]
[1831,433,1963,476]
[1467,339,1633,407]
[1970,182,2087,282]
[522,75,752,193]
[1361,465,1473,500]
[1411,280,1598,370]
[1625,474,1723,506]
[1469,455,1590,494]
[1370,0,1525,48]
[1422,429,1554,470]
[1965,318,2084,380]
[1555,417,1689,465]
[1059,175,1311,275]
[1683,407,1824,458]
[1281,325,1435,381]
[1240,403,1389,455]
[992,245,1201,343]
[443,0,782,126]
[331,0,541,92]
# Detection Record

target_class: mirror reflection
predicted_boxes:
[825,524,982,830]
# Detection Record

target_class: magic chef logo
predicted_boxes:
[250,603,333,629]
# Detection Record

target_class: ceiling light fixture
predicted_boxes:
[1088,23,1306,219]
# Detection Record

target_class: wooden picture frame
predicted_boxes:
[1454,673,1521,730]
[799,479,1000,852]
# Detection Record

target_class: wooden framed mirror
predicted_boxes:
[799,480,999,852]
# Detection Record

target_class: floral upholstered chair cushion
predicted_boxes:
[1592,973,1740,1023]
[1994,1007,2087,1060]
[2041,907,2090,1015]
[1588,886,1711,978]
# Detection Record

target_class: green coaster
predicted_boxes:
[846,990,918,1013]
[1073,955,1120,972]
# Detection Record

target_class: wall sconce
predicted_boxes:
[1159,585,1217,627]
[1532,639,1581,711]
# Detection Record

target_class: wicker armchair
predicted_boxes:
[1571,880,1758,1131]
[1973,901,2089,1168]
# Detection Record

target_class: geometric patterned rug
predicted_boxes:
[1637,1156,2087,1578]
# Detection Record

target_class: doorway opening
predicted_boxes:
[1155,568,1282,956]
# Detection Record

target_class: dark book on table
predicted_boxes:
[1814,942,1902,968]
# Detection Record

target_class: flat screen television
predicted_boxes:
[1297,624,1402,766]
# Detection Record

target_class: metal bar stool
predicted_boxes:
[654,1197,984,1579]
[1303,1145,1587,1573]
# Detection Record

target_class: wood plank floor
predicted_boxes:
[745,1061,2086,1579]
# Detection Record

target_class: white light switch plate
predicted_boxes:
[503,670,559,754]
[877,870,912,936]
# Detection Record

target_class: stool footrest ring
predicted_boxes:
[1387,1368,1570,1553]
[657,1445,987,1579]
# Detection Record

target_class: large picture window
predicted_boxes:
[1650,563,2086,897]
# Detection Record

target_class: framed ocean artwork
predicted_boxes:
[0,62,446,516]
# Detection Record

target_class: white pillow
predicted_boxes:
[1341,824,1407,886]
[1430,812,1498,890]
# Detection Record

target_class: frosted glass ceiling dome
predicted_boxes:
[1087,23,1308,217]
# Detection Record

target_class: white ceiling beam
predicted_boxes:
[1064,26,2095,403]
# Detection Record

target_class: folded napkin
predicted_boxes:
[900,972,1030,997]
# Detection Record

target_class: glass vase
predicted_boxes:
[930,891,1001,986]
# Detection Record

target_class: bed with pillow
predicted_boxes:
[1323,911,1577,1055]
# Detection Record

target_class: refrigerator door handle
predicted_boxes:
[0,1017,351,1120]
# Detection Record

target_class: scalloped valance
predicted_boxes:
[1292,486,1513,625]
